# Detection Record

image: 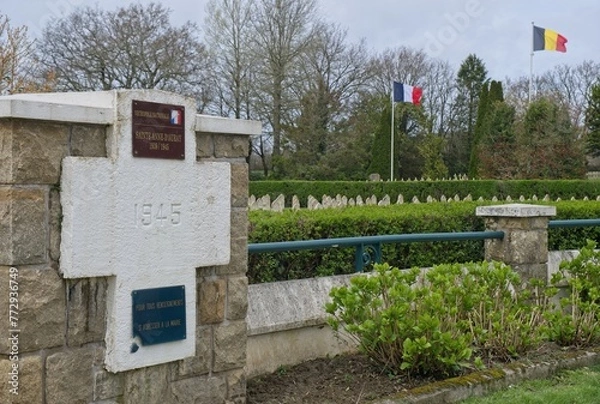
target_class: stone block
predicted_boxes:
[215,208,248,277]
[0,355,43,404]
[230,162,248,208]
[230,208,248,241]
[0,267,65,354]
[214,134,249,158]
[123,363,172,403]
[0,121,13,184]
[506,230,548,265]
[195,133,213,158]
[0,187,47,266]
[48,188,61,262]
[214,320,246,372]
[66,277,108,347]
[7,120,70,184]
[227,276,248,321]
[483,238,505,262]
[227,368,246,402]
[170,374,227,404]
[70,125,107,157]
[46,346,95,404]
[229,233,248,276]
[199,278,226,324]
[512,263,548,282]
[496,217,551,231]
[177,326,212,377]
[93,368,124,401]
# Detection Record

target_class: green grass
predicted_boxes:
[460,365,600,403]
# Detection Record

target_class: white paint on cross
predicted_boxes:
[60,90,231,372]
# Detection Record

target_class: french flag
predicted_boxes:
[170,109,183,125]
[393,82,423,105]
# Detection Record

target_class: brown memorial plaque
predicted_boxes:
[132,100,185,160]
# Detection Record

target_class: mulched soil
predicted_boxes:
[247,352,455,403]
[246,343,591,404]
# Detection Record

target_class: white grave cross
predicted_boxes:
[60,91,231,372]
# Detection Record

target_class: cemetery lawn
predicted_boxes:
[246,343,600,403]
[460,364,600,404]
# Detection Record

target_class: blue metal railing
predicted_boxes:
[248,219,600,273]
[249,231,505,272]
[548,219,600,229]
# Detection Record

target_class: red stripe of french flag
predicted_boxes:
[393,82,423,106]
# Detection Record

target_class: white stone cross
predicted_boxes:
[60,91,231,372]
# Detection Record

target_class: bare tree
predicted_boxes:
[423,59,456,136]
[304,24,370,118]
[506,61,600,131]
[39,2,212,107]
[204,0,256,119]
[0,15,47,94]
[250,0,319,159]
[278,23,372,178]
[503,76,530,118]
[538,61,600,130]
[368,47,430,96]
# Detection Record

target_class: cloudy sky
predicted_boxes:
[3,0,599,79]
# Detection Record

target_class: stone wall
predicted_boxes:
[0,92,257,404]
[246,275,357,378]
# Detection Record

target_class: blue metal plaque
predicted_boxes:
[132,285,186,345]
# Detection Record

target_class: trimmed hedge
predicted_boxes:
[249,180,600,207]
[248,201,600,284]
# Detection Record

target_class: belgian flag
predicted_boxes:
[533,25,567,52]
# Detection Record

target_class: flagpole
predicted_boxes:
[390,83,395,181]
[529,21,534,104]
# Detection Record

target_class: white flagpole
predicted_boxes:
[390,82,395,181]
[529,21,534,104]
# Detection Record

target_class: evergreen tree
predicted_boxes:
[394,103,427,179]
[489,80,504,102]
[477,101,517,178]
[585,83,600,157]
[446,54,488,176]
[468,81,489,177]
[367,100,427,180]
[469,80,504,177]
[518,98,586,179]
[367,104,392,180]
[419,133,448,179]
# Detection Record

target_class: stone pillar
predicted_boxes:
[476,203,556,282]
[0,91,260,403]
[1,115,106,403]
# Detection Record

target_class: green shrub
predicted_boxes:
[546,240,600,347]
[453,263,551,361]
[326,263,473,377]
[326,261,554,376]
[248,201,600,283]
[248,203,487,283]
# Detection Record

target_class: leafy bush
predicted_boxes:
[546,240,600,347]
[326,261,554,376]
[326,264,473,377]
[455,263,551,361]
[249,201,600,283]
[248,203,486,283]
